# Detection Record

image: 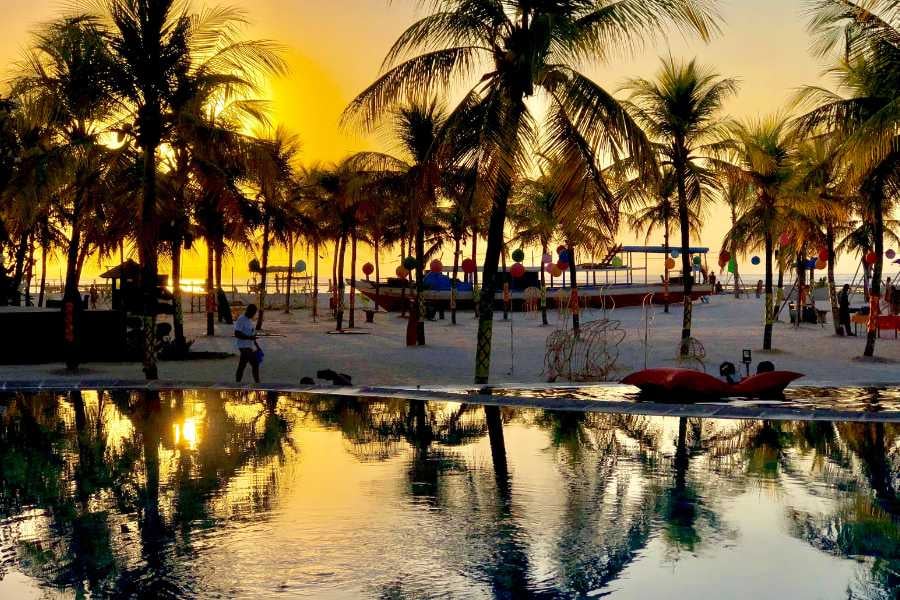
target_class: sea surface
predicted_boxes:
[0,389,897,599]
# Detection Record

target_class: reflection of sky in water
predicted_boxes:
[0,391,897,599]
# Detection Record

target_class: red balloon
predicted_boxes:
[461,258,476,274]
[544,262,554,273]
[557,260,569,271]
[557,245,567,255]
[429,259,443,273]
[395,266,409,279]
[818,248,829,262]
[865,251,878,265]
[362,262,374,276]
[779,232,793,247]
[510,263,526,278]
[718,251,730,268]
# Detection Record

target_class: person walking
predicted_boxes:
[838,284,854,336]
[235,304,261,383]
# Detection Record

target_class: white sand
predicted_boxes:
[0,294,898,386]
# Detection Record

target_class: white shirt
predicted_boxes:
[234,315,256,350]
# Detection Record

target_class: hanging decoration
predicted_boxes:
[362,262,374,276]
[542,253,553,265]
[727,258,737,273]
[865,251,878,265]
[550,264,563,278]
[295,260,308,274]
[510,263,526,278]
[692,256,702,266]
[395,266,409,279]
[511,248,525,263]
[611,256,624,268]
[249,258,261,273]
[402,256,418,270]
[666,257,676,270]
[815,258,827,270]
[544,262,555,274]
[461,258,476,274]
[557,245,567,254]
[718,251,730,268]
[429,259,443,273]
[751,256,761,266]
[671,249,680,258]
[779,232,792,247]
[887,249,897,260]
[818,248,829,262]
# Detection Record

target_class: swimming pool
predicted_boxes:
[0,389,897,598]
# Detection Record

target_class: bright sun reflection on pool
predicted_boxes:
[174,417,199,450]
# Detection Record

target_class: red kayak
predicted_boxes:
[621,368,804,400]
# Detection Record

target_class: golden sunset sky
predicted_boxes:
[4,0,864,285]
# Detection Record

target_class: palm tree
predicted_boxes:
[621,57,737,355]
[13,16,118,369]
[717,117,795,351]
[719,177,752,298]
[344,0,718,384]
[86,0,285,379]
[620,166,703,313]
[794,0,900,357]
[248,128,302,331]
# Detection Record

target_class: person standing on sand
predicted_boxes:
[839,284,854,336]
[235,304,261,383]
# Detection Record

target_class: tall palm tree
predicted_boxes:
[86,0,285,379]
[795,0,900,357]
[717,117,794,351]
[14,16,118,370]
[719,177,752,298]
[248,128,302,331]
[621,57,737,356]
[344,0,718,384]
[620,166,702,313]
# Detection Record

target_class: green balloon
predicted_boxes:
[511,248,525,263]
[402,256,418,270]
[611,256,623,267]
[693,256,702,266]
[727,258,737,273]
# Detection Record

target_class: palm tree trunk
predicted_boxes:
[257,216,271,330]
[675,146,693,357]
[332,237,340,316]
[374,236,381,310]
[451,233,461,325]
[312,239,319,320]
[12,228,31,302]
[540,241,549,325]
[501,247,508,321]
[206,239,215,336]
[864,194,884,357]
[285,232,294,314]
[795,252,806,329]
[38,240,48,308]
[139,142,160,380]
[336,232,347,330]
[171,239,186,352]
[763,231,774,350]
[214,238,225,292]
[826,226,841,335]
[63,195,84,371]
[349,232,357,328]
[24,231,35,306]
[472,232,478,287]
[475,173,515,385]
[663,227,670,313]
[567,241,579,335]
[414,218,426,345]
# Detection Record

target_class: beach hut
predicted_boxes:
[100,260,174,315]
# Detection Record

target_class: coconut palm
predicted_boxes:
[718,177,752,298]
[82,0,285,378]
[717,117,795,351]
[344,0,718,383]
[794,0,900,357]
[620,165,703,312]
[621,57,737,355]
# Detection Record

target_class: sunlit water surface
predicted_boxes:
[0,390,897,599]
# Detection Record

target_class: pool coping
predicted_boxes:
[1,379,898,423]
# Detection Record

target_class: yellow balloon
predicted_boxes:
[395,266,409,279]
[665,257,676,270]
[550,264,563,278]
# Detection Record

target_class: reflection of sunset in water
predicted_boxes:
[0,390,897,598]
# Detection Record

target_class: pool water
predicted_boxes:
[0,390,897,599]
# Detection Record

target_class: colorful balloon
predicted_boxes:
[556,260,569,271]
[611,256,624,268]
[402,256,418,270]
[544,262,554,274]
[779,232,792,247]
[558,250,570,264]
[295,260,307,274]
[362,262,374,276]
[671,249,680,258]
[511,248,525,263]
[865,251,878,265]
[510,262,526,278]
[815,258,827,270]
[727,258,737,274]
[665,257,676,270]
[461,258,476,274]
[718,251,731,268]
[887,249,897,260]
[751,256,761,266]
[248,258,261,273]
[550,264,563,278]
[818,248,829,262]
[557,245,567,255]
[542,253,553,265]
[429,259,443,273]
[395,266,409,279]
[693,256,702,266]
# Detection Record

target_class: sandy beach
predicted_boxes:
[1,294,897,387]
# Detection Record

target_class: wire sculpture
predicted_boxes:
[544,317,626,382]
[523,286,541,315]
[677,337,707,372]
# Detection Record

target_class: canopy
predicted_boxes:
[620,245,709,254]
[99,259,141,279]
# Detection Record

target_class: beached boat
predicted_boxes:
[355,245,715,312]
[621,368,805,400]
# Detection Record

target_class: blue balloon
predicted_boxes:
[558,250,570,263]
[806,259,817,269]
[671,249,680,258]
[751,256,761,266]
